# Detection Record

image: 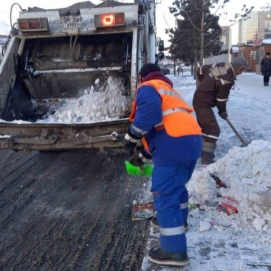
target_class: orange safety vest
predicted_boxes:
[129,79,202,153]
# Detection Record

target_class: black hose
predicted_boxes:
[10,3,23,28]
[70,36,81,61]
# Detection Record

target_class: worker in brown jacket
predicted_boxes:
[193,57,252,164]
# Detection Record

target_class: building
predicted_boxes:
[204,26,232,64]
[238,10,271,43]
[237,9,271,74]
[258,10,271,39]
[253,39,271,74]
[238,11,259,45]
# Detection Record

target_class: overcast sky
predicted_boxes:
[0,0,266,44]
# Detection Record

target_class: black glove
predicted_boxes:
[218,111,228,120]
[136,146,152,161]
[122,131,141,157]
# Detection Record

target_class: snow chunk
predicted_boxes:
[199,220,211,232]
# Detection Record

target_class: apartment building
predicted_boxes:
[204,26,232,64]
[237,9,271,74]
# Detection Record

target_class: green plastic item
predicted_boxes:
[124,161,153,177]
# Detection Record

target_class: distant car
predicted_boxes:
[158,64,170,75]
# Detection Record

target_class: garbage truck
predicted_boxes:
[0,0,163,152]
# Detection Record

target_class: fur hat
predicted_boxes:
[266,52,270,56]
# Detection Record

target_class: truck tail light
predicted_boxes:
[18,18,49,32]
[115,13,125,25]
[19,19,28,30]
[101,14,115,26]
[95,13,125,28]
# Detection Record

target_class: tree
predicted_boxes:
[166,0,254,77]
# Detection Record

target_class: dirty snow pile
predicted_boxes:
[36,76,129,123]
[187,140,271,233]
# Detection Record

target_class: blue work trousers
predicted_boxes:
[151,160,197,254]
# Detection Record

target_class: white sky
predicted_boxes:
[0,0,266,45]
[0,0,270,38]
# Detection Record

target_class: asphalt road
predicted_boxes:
[0,149,150,271]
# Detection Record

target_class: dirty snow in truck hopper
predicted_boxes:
[35,75,128,123]
[0,74,129,124]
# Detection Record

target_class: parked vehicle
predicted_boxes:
[0,0,162,152]
[158,64,170,75]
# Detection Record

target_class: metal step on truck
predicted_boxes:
[0,0,163,152]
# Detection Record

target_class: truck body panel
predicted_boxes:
[0,0,157,151]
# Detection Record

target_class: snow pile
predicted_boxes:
[36,76,128,123]
[188,140,271,232]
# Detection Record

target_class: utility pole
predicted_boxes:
[199,0,205,66]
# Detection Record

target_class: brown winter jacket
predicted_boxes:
[194,62,236,113]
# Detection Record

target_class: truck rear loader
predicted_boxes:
[0,0,162,152]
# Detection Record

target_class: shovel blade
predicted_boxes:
[240,142,251,148]
[124,161,153,177]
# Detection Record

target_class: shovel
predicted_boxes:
[225,118,250,147]
[124,148,153,177]
[124,161,153,177]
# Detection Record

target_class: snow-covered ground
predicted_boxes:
[139,72,271,270]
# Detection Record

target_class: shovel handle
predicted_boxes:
[225,118,247,145]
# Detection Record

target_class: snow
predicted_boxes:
[262,39,271,45]
[139,71,271,270]
[189,141,271,230]
[35,75,127,123]
[0,135,11,138]
[0,74,128,124]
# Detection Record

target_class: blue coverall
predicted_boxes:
[129,72,202,253]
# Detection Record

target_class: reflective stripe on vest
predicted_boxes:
[163,107,188,116]
[180,202,188,209]
[157,88,181,98]
[160,225,185,236]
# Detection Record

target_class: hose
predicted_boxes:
[10,3,23,28]
[70,36,82,61]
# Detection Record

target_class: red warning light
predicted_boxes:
[95,13,125,27]
[101,14,115,26]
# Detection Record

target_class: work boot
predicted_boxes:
[147,247,189,267]
[201,140,216,165]
[150,216,189,231]
[201,151,215,165]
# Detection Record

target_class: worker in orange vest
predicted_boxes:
[123,63,202,267]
